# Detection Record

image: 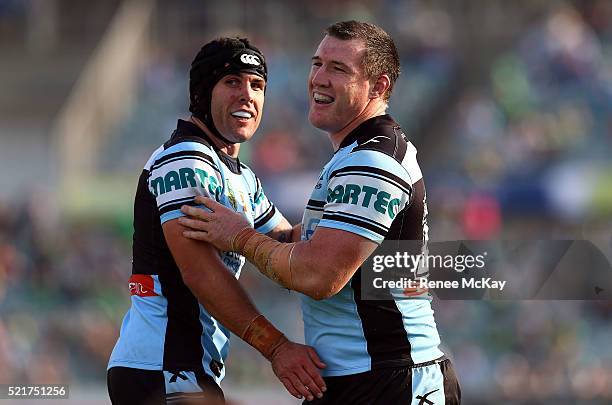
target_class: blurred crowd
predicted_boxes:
[430,3,612,241]
[0,195,128,385]
[1,0,611,403]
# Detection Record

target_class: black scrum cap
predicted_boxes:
[189,37,267,143]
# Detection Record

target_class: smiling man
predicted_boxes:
[107,38,326,404]
[180,23,461,404]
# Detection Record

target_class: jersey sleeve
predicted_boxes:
[147,142,223,224]
[318,150,412,243]
[252,175,283,234]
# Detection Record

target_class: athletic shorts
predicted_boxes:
[107,367,225,405]
[305,357,461,405]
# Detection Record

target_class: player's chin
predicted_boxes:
[231,129,256,143]
[308,111,334,132]
[228,122,257,142]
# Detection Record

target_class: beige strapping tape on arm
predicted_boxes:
[232,227,295,290]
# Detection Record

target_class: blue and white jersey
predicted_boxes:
[301,115,443,377]
[108,119,282,384]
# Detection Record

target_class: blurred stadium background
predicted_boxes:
[1,0,611,403]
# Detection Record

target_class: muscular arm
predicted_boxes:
[163,219,259,335]
[264,221,365,299]
[180,199,377,300]
[288,227,377,299]
[163,218,326,400]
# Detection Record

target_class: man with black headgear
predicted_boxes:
[107,37,327,404]
[179,22,461,405]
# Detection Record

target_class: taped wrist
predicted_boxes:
[232,227,296,290]
[242,314,288,361]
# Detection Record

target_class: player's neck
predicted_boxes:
[190,116,240,158]
[329,100,387,151]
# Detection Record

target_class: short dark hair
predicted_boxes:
[325,21,400,101]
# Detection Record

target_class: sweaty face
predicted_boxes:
[308,36,372,133]
[210,72,265,143]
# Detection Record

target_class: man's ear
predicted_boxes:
[369,74,390,99]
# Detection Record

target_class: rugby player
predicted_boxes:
[107,37,326,404]
[180,22,461,404]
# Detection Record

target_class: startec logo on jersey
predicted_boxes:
[327,183,404,219]
[149,167,222,198]
[128,274,159,297]
[239,53,260,66]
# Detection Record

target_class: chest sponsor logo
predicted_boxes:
[128,274,158,297]
[149,167,222,198]
[327,183,402,219]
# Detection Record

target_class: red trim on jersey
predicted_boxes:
[129,274,158,297]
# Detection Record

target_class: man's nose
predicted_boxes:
[310,67,329,88]
[238,84,255,103]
